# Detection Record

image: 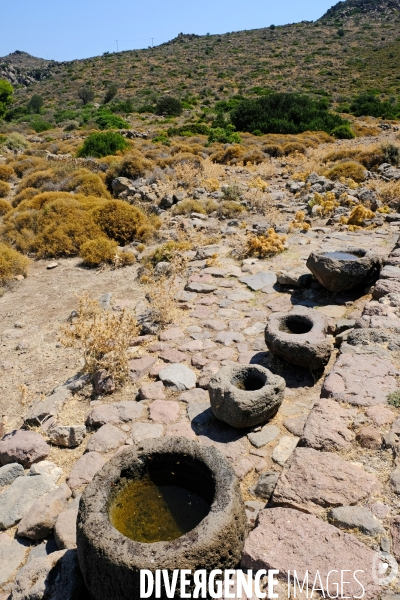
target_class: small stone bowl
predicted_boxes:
[208,364,285,428]
[306,247,382,292]
[265,308,332,370]
[77,437,246,600]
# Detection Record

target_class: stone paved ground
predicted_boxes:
[2,151,400,597]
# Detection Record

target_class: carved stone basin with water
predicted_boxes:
[76,437,246,600]
[306,247,382,292]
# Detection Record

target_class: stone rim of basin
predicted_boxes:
[306,247,382,292]
[76,437,246,600]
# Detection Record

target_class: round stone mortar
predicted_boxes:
[76,436,246,600]
[208,364,285,428]
[265,307,332,370]
[306,247,382,292]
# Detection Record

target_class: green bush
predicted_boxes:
[331,124,355,139]
[167,123,209,137]
[77,132,129,158]
[156,96,183,117]
[95,109,129,130]
[0,79,13,119]
[349,93,400,119]
[104,83,118,104]
[230,93,349,135]
[78,87,94,105]
[28,95,44,113]
[208,125,241,144]
[30,118,53,133]
[383,144,400,166]
[387,390,400,408]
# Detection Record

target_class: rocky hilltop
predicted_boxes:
[322,0,400,19]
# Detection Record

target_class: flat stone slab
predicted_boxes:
[0,429,49,468]
[149,400,180,424]
[0,533,29,586]
[241,507,380,600]
[301,398,355,451]
[185,282,217,293]
[178,388,209,403]
[321,353,399,406]
[159,328,185,341]
[25,387,71,426]
[273,448,381,515]
[67,452,106,491]
[272,436,299,466]
[248,424,280,448]
[227,290,254,302]
[0,474,56,529]
[131,422,164,443]
[86,424,126,453]
[283,415,307,437]
[86,401,144,427]
[128,355,156,382]
[159,363,197,390]
[239,271,277,292]
[30,460,62,483]
[315,304,347,319]
[0,462,24,488]
[329,505,385,535]
[139,381,166,400]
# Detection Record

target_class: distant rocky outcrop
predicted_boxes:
[321,0,400,20]
[0,50,56,87]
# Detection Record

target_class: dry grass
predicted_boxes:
[0,165,15,182]
[59,293,139,387]
[0,199,12,215]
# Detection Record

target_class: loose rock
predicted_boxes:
[0,429,49,468]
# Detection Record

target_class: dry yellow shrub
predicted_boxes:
[340,205,375,229]
[80,237,136,268]
[283,142,306,155]
[2,194,157,258]
[310,192,339,215]
[93,200,160,244]
[0,181,10,198]
[211,145,245,165]
[59,293,139,387]
[246,228,287,258]
[289,211,310,232]
[0,199,12,215]
[11,157,47,178]
[0,241,30,284]
[203,178,220,192]
[62,169,111,199]
[326,162,366,183]
[12,187,39,207]
[0,165,14,182]
[17,169,55,191]
[249,176,268,192]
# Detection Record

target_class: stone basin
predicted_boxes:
[306,247,382,292]
[265,307,332,370]
[208,364,285,428]
[77,437,246,600]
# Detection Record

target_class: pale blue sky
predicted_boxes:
[2,0,337,61]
